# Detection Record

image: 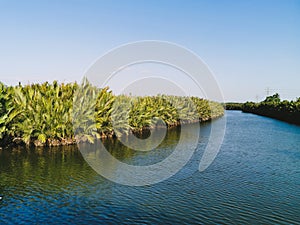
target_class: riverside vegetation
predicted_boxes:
[223,102,243,110]
[0,80,224,147]
[242,93,300,125]
[224,94,300,126]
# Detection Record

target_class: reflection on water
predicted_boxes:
[79,124,200,186]
[0,146,95,193]
[0,111,300,224]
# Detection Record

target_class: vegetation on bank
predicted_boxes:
[223,102,243,110]
[0,81,224,147]
[241,94,300,125]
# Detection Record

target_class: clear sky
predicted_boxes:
[0,0,299,102]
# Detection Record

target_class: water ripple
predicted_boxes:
[0,111,300,224]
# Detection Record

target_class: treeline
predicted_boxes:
[0,80,224,147]
[242,93,300,125]
[224,102,243,110]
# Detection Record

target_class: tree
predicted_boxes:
[264,93,281,104]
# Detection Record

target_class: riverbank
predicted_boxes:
[226,94,300,126]
[0,81,224,147]
[224,102,243,110]
[242,105,300,126]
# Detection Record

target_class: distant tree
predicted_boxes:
[263,93,281,104]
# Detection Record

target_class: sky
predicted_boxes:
[0,0,299,102]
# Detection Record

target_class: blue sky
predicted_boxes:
[0,0,299,102]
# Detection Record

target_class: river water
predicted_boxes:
[0,111,299,224]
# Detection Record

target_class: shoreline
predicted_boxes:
[224,94,300,126]
[0,81,225,149]
[0,114,224,149]
[241,109,300,126]
[225,109,300,127]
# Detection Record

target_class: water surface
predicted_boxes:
[0,111,299,224]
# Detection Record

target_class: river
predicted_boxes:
[0,111,299,224]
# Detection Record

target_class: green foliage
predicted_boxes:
[72,79,100,143]
[0,80,224,147]
[242,93,300,125]
[224,102,243,110]
[263,93,281,104]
